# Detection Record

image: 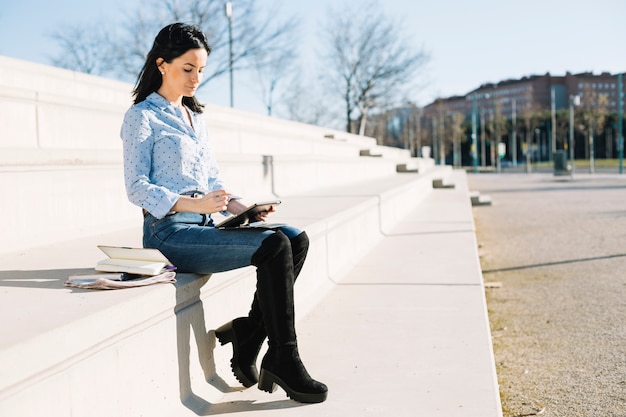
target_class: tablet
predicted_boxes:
[216,200,281,228]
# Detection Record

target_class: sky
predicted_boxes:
[1,0,625,118]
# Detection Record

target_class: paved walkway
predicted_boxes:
[469,172,626,417]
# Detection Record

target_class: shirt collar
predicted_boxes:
[145,92,199,133]
[146,92,174,110]
[146,92,193,113]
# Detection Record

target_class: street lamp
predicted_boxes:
[511,99,517,166]
[524,127,534,174]
[470,92,490,173]
[480,109,486,167]
[551,86,556,159]
[471,94,478,173]
[618,73,624,174]
[535,128,541,165]
[569,94,580,175]
[225,2,234,107]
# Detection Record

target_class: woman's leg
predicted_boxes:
[144,213,325,401]
[215,230,310,387]
[143,212,273,273]
[251,231,327,403]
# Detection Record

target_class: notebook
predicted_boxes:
[95,246,175,276]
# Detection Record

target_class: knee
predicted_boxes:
[291,231,309,254]
[251,231,291,266]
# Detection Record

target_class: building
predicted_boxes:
[420,71,625,164]
[424,71,624,119]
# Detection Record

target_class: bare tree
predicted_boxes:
[252,19,300,116]
[555,108,570,150]
[321,0,429,134]
[579,85,609,166]
[280,76,336,127]
[448,112,467,167]
[49,0,297,91]
[519,104,540,168]
[49,23,117,75]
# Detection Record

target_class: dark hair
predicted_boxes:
[132,22,212,113]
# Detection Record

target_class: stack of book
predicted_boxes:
[65,246,176,290]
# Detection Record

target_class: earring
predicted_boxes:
[160,71,165,75]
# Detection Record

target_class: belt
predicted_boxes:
[142,191,205,216]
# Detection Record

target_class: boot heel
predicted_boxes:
[215,322,234,346]
[258,369,278,393]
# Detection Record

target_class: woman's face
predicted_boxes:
[157,48,208,99]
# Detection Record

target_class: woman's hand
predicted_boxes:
[225,199,276,222]
[252,205,276,222]
[171,189,231,214]
[225,198,247,215]
[200,190,231,213]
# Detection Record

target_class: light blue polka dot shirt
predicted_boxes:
[121,92,227,219]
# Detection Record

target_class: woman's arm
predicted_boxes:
[171,189,233,214]
[121,106,180,218]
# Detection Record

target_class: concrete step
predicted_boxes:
[470,190,493,206]
[359,148,383,157]
[0,167,453,417]
[110,169,500,417]
[293,170,501,416]
[0,152,437,255]
[433,177,456,188]
[397,157,436,173]
[195,170,502,416]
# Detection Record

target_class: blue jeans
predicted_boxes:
[142,212,303,274]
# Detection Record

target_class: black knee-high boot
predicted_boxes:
[290,231,310,281]
[252,231,326,403]
[214,314,265,387]
[215,232,310,388]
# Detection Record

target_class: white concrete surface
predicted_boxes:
[0,170,448,415]
[0,56,500,417]
[0,56,419,254]
[197,170,502,417]
[0,170,501,417]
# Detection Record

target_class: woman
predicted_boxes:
[121,22,327,404]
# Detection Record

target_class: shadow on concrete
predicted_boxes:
[385,228,477,237]
[175,276,303,415]
[0,268,92,289]
[482,253,626,274]
[0,268,302,414]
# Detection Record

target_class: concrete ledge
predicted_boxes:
[359,148,383,157]
[0,154,438,255]
[470,190,493,206]
[270,169,502,417]
[0,168,453,417]
[114,169,501,417]
[0,56,437,255]
[0,57,498,416]
[396,162,419,173]
[433,177,456,188]
[0,56,378,159]
[397,157,436,173]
